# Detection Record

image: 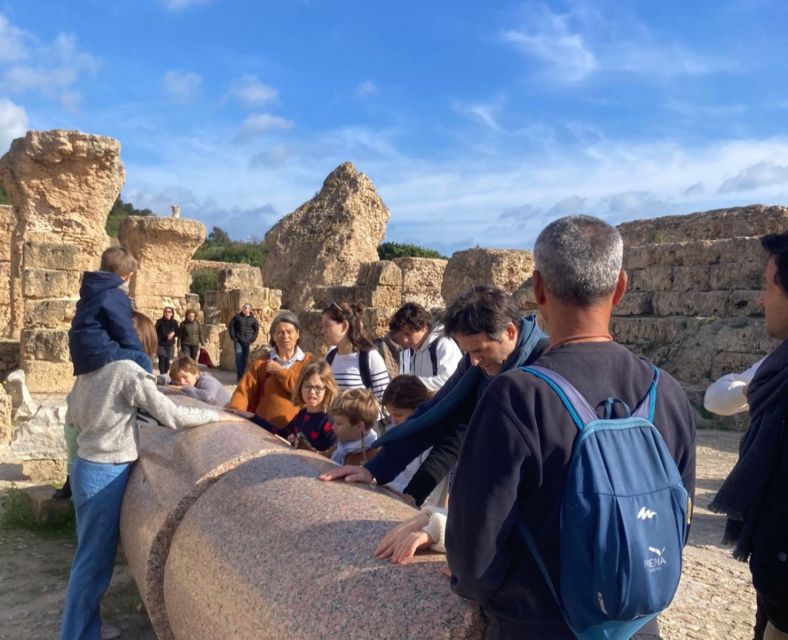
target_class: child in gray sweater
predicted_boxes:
[60,313,224,640]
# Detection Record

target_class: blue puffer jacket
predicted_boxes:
[68,271,149,375]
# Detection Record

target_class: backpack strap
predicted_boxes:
[428,338,439,376]
[359,349,373,390]
[325,348,337,365]
[632,366,660,422]
[520,365,598,431]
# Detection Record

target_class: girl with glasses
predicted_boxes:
[285,360,339,453]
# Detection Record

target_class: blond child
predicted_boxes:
[328,388,380,466]
[169,356,231,406]
[285,361,339,452]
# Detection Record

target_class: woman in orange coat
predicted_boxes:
[228,311,313,437]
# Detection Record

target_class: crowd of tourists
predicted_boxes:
[57,216,788,640]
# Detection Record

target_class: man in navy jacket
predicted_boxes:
[446,216,696,639]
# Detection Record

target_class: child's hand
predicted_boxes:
[375,512,434,564]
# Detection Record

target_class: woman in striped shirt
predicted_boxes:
[321,301,390,405]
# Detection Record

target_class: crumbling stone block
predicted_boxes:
[22,268,82,299]
[356,261,402,309]
[217,266,263,291]
[441,248,534,306]
[21,329,70,363]
[0,385,14,444]
[264,162,390,309]
[393,257,447,309]
[23,242,83,271]
[22,360,73,394]
[23,299,76,328]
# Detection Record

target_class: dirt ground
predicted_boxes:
[0,430,755,640]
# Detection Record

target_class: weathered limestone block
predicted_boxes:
[203,291,221,325]
[201,324,225,367]
[362,306,398,340]
[119,216,206,320]
[670,265,711,292]
[618,205,788,245]
[623,237,764,270]
[264,162,390,309]
[0,130,124,268]
[611,317,710,346]
[0,262,10,304]
[356,261,402,309]
[441,248,534,306]
[0,385,14,444]
[297,310,328,357]
[217,266,263,291]
[21,328,70,362]
[710,351,765,381]
[11,403,68,460]
[22,458,67,482]
[220,288,282,314]
[0,204,13,262]
[709,260,764,291]
[3,368,38,421]
[628,267,673,292]
[23,241,83,271]
[393,257,447,309]
[614,292,654,317]
[22,268,82,299]
[651,291,762,318]
[23,360,73,393]
[23,298,76,327]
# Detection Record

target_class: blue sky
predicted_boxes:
[1,1,787,254]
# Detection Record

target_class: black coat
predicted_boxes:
[155,317,179,346]
[228,312,259,345]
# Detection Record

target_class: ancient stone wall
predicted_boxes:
[613,205,787,428]
[0,205,14,337]
[0,130,124,392]
[441,248,535,307]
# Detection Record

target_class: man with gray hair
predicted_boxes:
[446,216,696,639]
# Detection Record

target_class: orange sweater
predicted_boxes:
[228,352,314,428]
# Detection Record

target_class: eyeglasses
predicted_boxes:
[329,301,343,313]
[303,385,326,394]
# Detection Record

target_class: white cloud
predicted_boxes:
[161,0,213,11]
[501,4,734,85]
[0,17,99,106]
[162,69,203,103]
[355,80,379,96]
[0,98,28,154]
[0,14,29,62]
[452,99,503,131]
[719,161,788,193]
[239,113,295,139]
[501,6,596,83]
[229,74,278,106]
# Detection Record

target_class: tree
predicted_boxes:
[377,241,447,261]
[193,226,267,268]
[105,197,154,237]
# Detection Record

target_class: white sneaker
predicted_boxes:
[100,623,122,640]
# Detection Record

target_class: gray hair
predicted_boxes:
[269,310,301,347]
[534,215,623,306]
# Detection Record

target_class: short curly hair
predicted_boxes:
[328,388,378,431]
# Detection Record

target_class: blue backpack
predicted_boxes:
[518,365,690,640]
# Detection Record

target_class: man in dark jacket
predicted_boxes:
[228,303,259,381]
[319,286,549,506]
[710,232,788,640]
[446,216,695,639]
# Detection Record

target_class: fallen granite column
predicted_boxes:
[120,406,482,640]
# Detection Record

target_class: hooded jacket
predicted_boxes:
[69,271,147,376]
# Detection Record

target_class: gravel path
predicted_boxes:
[0,429,754,640]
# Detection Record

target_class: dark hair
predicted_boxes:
[762,232,788,292]
[381,375,431,410]
[321,301,375,351]
[389,303,431,334]
[161,306,175,319]
[443,285,520,339]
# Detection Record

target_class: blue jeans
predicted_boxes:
[60,457,132,640]
[234,341,250,380]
